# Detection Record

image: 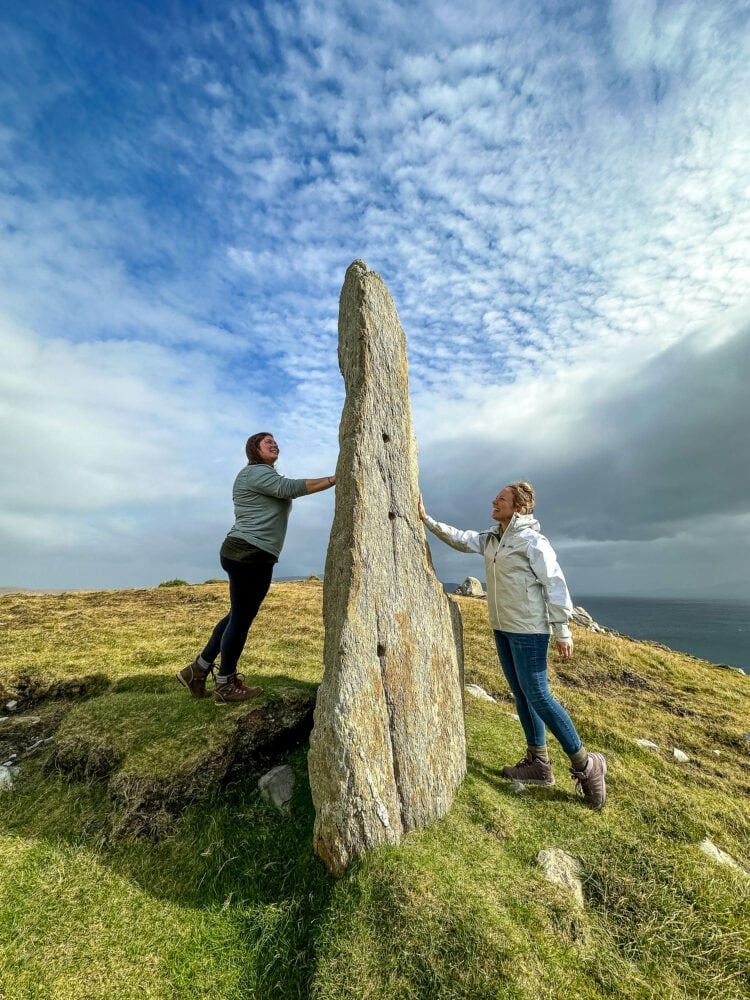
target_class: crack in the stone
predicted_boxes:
[377,636,407,832]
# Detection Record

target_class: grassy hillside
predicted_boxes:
[1,580,748,1000]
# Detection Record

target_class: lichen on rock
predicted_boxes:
[308,260,466,876]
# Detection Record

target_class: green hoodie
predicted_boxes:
[225,463,308,558]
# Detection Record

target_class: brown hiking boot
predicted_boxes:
[177,658,214,699]
[214,673,263,705]
[501,754,555,786]
[570,751,607,810]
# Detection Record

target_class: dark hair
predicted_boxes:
[246,432,273,464]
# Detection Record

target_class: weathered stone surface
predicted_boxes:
[537,848,585,907]
[698,838,746,874]
[308,259,466,877]
[259,764,295,811]
[0,765,16,791]
[454,577,485,597]
[465,683,496,702]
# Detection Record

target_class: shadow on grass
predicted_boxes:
[466,753,574,806]
[1,672,333,997]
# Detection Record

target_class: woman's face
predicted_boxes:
[491,487,517,522]
[257,435,279,464]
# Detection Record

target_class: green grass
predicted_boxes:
[0,581,748,999]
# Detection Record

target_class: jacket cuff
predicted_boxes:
[552,623,572,641]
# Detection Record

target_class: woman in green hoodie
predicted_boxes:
[178,432,335,704]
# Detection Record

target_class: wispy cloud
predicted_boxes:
[1,0,748,593]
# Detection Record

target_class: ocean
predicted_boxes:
[444,585,750,674]
[575,596,750,674]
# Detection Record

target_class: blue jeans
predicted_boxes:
[493,630,582,755]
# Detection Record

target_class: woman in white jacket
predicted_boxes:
[420,481,607,810]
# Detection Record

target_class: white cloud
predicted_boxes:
[0,0,748,594]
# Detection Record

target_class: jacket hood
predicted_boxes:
[500,512,541,535]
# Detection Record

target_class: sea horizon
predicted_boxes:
[442,584,749,675]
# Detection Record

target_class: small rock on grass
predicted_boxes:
[258,764,295,811]
[673,748,690,763]
[635,739,660,750]
[699,839,745,873]
[537,848,584,908]
[4,702,18,713]
[465,684,496,702]
[0,765,16,791]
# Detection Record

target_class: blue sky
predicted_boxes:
[1,0,749,598]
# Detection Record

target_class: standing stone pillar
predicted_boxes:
[308,259,466,877]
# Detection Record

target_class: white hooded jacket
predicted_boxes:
[424,511,573,640]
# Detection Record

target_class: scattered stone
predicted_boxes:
[537,848,585,908]
[570,607,594,627]
[635,739,660,751]
[465,684,496,702]
[508,712,520,721]
[24,738,47,754]
[454,577,485,598]
[5,701,18,713]
[0,717,8,724]
[258,764,295,811]
[0,765,15,791]
[308,260,466,878]
[510,781,526,794]
[699,839,745,872]
[712,750,721,756]
[673,748,690,763]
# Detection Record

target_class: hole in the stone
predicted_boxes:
[388,512,396,520]
[377,644,386,657]
[382,433,390,442]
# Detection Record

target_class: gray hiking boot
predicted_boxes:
[214,673,263,705]
[501,754,555,786]
[177,658,214,699]
[570,751,607,810]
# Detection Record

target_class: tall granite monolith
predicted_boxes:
[307,259,466,877]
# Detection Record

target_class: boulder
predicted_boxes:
[259,764,295,811]
[308,260,466,877]
[454,577,485,598]
[570,607,594,627]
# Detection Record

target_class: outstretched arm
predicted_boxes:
[418,494,485,554]
[305,475,336,495]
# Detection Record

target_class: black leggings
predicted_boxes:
[201,553,274,676]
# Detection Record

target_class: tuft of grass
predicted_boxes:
[1,581,748,999]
